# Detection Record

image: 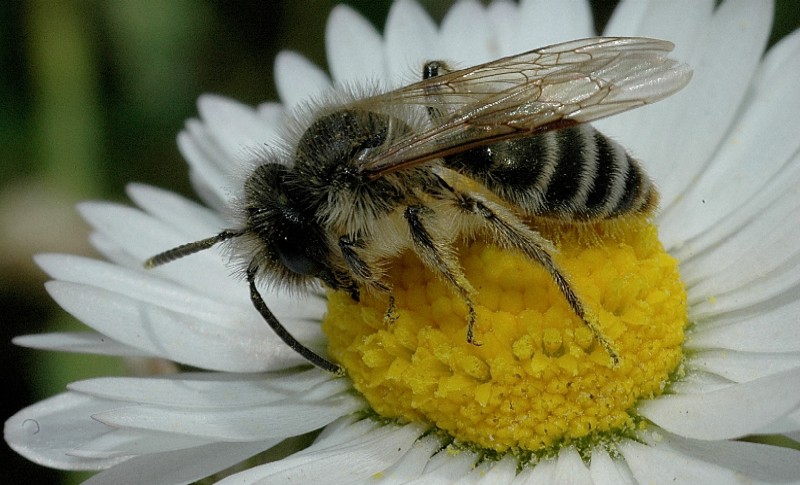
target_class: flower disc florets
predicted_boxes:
[324,218,686,453]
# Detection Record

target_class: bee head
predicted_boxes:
[239,162,340,289]
[145,161,343,293]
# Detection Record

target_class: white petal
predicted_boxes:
[439,0,493,66]
[687,279,800,346]
[36,253,247,324]
[688,349,800,383]
[413,447,478,484]
[621,431,800,484]
[511,457,556,484]
[384,0,439,86]
[589,449,636,485]
[463,456,517,484]
[4,393,124,471]
[83,440,277,485]
[67,369,336,409]
[50,204,331,369]
[603,0,773,213]
[688,269,800,322]
[306,414,371,447]
[639,365,800,440]
[595,0,713,200]
[78,201,243,301]
[620,438,733,484]
[653,0,773,220]
[179,113,246,191]
[756,408,800,435]
[256,101,284,124]
[126,183,225,237]
[673,154,800,276]
[660,28,800,247]
[89,231,141,270]
[677,153,800,288]
[274,51,331,109]
[43,280,307,372]
[91,381,361,441]
[12,332,150,357]
[759,22,800,81]
[553,447,593,485]
[668,369,735,395]
[196,94,280,163]
[215,419,423,485]
[177,124,233,211]
[73,429,212,459]
[604,0,713,52]
[486,1,521,58]
[188,169,229,215]
[517,0,594,47]
[372,434,441,484]
[325,4,384,85]
[601,0,652,37]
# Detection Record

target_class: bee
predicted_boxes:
[145,37,692,376]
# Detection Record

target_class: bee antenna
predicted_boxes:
[245,265,346,376]
[144,229,244,269]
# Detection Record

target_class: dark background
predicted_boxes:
[1,1,798,483]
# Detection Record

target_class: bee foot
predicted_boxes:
[383,295,399,325]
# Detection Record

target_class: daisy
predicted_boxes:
[6,0,800,483]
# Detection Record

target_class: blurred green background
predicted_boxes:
[1,1,798,484]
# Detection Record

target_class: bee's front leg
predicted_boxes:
[404,204,480,345]
[338,235,397,324]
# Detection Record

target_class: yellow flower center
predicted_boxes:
[323,217,686,453]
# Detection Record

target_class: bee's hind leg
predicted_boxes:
[442,185,620,365]
[404,204,480,344]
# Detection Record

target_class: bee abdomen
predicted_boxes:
[559,125,656,219]
[444,124,656,221]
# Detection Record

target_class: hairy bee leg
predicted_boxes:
[448,190,620,365]
[338,235,397,324]
[339,235,374,282]
[246,266,346,376]
[404,204,480,344]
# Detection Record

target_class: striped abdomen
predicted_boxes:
[443,124,657,221]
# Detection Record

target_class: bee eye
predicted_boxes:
[274,233,324,277]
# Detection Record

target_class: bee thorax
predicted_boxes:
[290,109,423,235]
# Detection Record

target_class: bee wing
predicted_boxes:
[355,37,692,177]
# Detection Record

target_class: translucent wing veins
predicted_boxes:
[352,37,692,178]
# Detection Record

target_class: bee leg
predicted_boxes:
[338,235,397,324]
[246,265,346,376]
[384,294,399,324]
[449,191,620,366]
[404,204,480,344]
[421,60,453,123]
[339,235,373,282]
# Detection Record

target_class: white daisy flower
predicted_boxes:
[6,0,800,484]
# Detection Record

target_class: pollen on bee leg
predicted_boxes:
[322,217,687,454]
